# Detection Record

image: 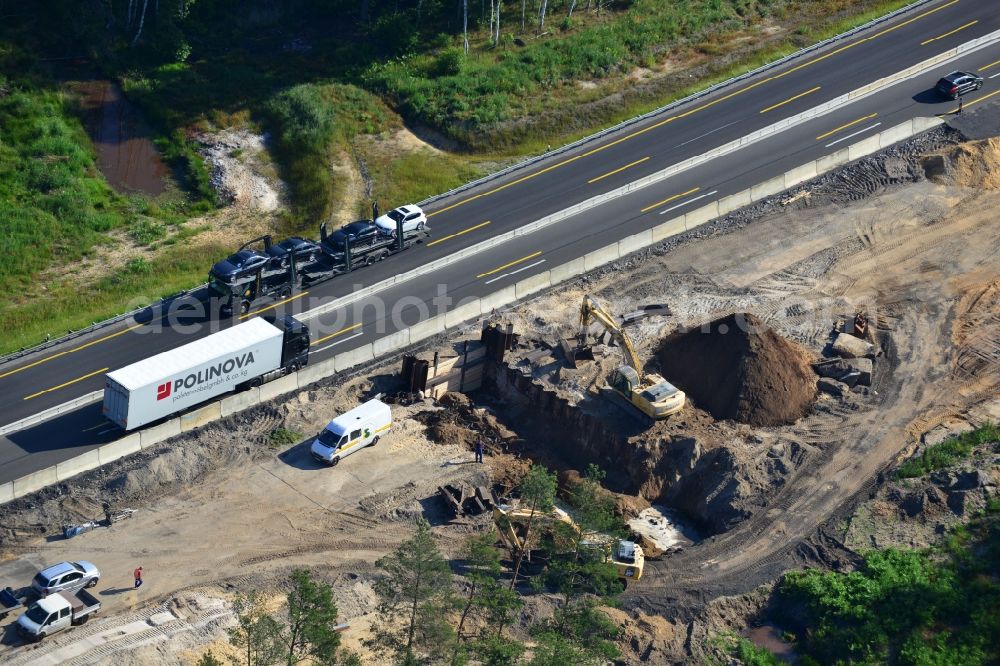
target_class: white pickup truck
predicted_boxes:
[16,589,101,641]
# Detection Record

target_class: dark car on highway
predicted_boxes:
[935,71,983,99]
[210,249,269,282]
[265,236,320,266]
[327,220,379,250]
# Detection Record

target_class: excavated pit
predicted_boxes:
[655,313,817,427]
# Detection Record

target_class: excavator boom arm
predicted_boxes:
[579,295,644,372]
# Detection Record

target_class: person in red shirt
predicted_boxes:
[134,567,143,589]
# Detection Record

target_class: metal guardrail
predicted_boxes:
[0,0,934,369]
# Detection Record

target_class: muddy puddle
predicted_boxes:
[744,623,797,663]
[71,80,169,195]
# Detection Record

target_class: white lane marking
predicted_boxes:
[674,121,740,148]
[311,332,365,354]
[659,190,718,215]
[989,72,1000,79]
[97,428,117,436]
[824,122,881,147]
[484,259,547,285]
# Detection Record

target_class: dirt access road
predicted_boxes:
[624,141,1000,616]
[0,388,489,664]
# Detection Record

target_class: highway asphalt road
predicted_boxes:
[2,0,1000,484]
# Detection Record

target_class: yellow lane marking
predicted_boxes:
[920,19,978,46]
[424,1,955,218]
[640,187,700,214]
[24,367,109,401]
[942,88,1000,114]
[588,157,651,184]
[980,57,1000,71]
[81,422,108,432]
[312,323,362,346]
[816,112,879,140]
[476,251,543,279]
[0,323,145,381]
[760,86,821,114]
[425,220,492,247]
[239,291,309,319]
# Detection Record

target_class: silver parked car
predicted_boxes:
[31,561,100,597]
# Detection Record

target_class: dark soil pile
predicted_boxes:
[655,313,816,426]
[414,392,520,452]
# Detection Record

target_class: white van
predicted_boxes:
[310,399,392,466]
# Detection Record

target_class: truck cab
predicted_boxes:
[17,589,100,641]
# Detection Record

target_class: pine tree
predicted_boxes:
[282,569,342,665]
[508,465,557,591]
[367,518,455,664]
[228,591,284,666]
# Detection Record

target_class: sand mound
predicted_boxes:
[656,313,816,426]
[923,138,1000,190]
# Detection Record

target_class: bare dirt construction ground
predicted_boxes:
[0,373,494,664]
[0,130,998,664]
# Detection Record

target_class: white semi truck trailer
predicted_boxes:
[102,315,310,430]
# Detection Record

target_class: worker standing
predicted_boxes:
[133,566,143,589]
[372,201,380,220]
[475,437,484,464]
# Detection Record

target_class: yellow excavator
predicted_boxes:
[493,503,645,581]
[575,295,685,419]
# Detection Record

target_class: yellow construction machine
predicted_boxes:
[493,503,645,581]
[575,294,685,419]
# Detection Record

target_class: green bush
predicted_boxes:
[895,423,1000,479]
[779,536,1000,665]
[269,428,302,447]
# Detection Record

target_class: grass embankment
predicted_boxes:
[365,0,920,150]
[0,68,226,352]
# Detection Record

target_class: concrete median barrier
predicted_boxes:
[514,272,551,299]
[221,386,261,416]
[444,299,483,329]
[618,230,652,256]
[652,217,686,242]
[584,245,620,272]
[849,135,882,161]
[98,433,142,465]
[685,203,719,230]
[372,330,411,359]
[480,285,516,314]
[334,343,375,372]
[13,466,57,500]
[258,373,298,403]
[784,162,818,189]
[408,316,446,345]
[913,116,944,133]
[816,148,850,173]
[718,190,752,216]
[56,449,101,483]
[181,403,222,432]
[548,258,585,285]
[296,359,337,389]
[751,175,786,202]
[0,482,11,504]
[140,418,181,449]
